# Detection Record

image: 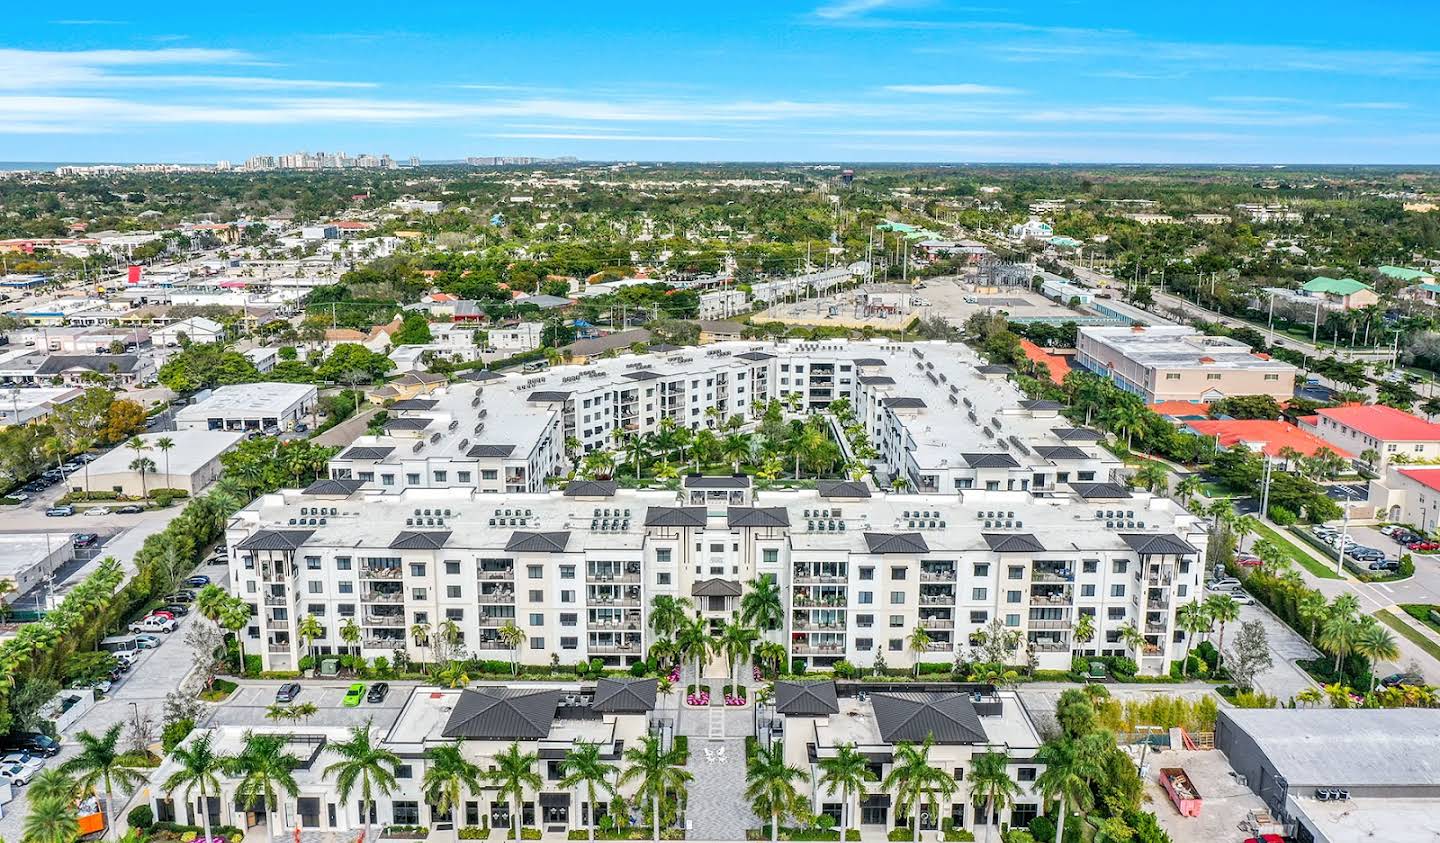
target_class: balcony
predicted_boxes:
[1145,622,1168,634]
[267,641,292,653]
[1031,640,1069,653]
[474,640,509,650]
[587,619,642,631]
[792,642,845,656]
[262,566,297,583]
[1031,571,1074,584]
[364,638,405,650]
[478,591,516,604]
[794,595,848,608]
[364,615,405,628]
[263,593,290,606]
[1030,593,1072,605]
[587,572,641,585]
[1147,575,1174,587]
[919,617,955,630]
[1028,619,1070,631]
[920,570,957,583]
[478,569,514,581]
[588,641,639,654]
[793,570,847,584]
[361,567,401,580]
[792,618,846,631]
[362,591,403,604]
[923,641,953,652]
[589,595,640,608]
[919,593,956,605]
[1146,594,1171,610]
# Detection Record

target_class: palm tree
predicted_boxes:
[23,795,78,843]
[723,433,751,474]
[649,595,693,641]
[1173,473,1204,506]
[1104,402,1146,451]
[61,725,148,841]
[154,435,175,489]
[229,732,300,842]
[1116,622,1146,658]
[1033,739,1099,843]
[500,621,526,676]
[490,742,542,843]
[676,614,711,684]
[1352,624,1401,690]
[297,614,324,666]
[341,617,361,659]
[218,598,250,671]
[1132,460,1167,494]
[28,768,81,807]
[967,750,1018,843]
[1204,593,1241,667]
[740,575,783,634]
[754,641,788,679]
[1175,602,1209,676]
[1320,614,1361,676]
[746,742,807,843]
[1232,515,1259,553]
[883,737,956,843]
[890,476,909,493]
[559,742,618,843]
[817,743,874,843]
[1295,686,1324,708]
[411,621,432,673]
[163,731,230,843]
[423,742,483,826]
[129,456,157,498]
[1297,591,1329,643]
[719,615,759,690]
[619,733,691,843]
[325,719,401,842]
[906,626,932,677]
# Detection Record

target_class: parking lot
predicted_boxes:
[207,680,412,730]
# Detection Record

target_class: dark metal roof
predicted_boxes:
[863,532,930,554]
[736,351,775,361]
[302,478,365,496]
[563,480,618,497]
[441,689,561,740]
[383,417,432,431]
[643,507,708,528]
[882,397,926,409]
[691,578,743,597]
[859,375,897,386]
[237,529,314,551]
[459,369,504,382]
[1120,533,1199,556]
[816,480,871,499]
[621,369,660,381]
[1034,445,1092,461]
[591,678,658,714]
[982,533,1045,553]
[1020,399,1064,411]
[340,446,394,461]
[727,507,790,528]
[975,364,1014,375]
[683,474,750,489]
[505,531,571,553]
[527,391,571,403]
[390,399,438,411]
[870,692,987,744]
[1052,427,1104,442]
[962,452,1020,469]
[773,681,839,717]
[390,530,451,550]
[853,358,886,367]
[36,354,140,375]
[467,444,516,458]
[1070,482,1133,500]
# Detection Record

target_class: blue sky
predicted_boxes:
[3,0,1439,164]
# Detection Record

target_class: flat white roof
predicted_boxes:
[0,533,72,577]
[87,429,245,477]
[175,383,316,419]
[0,386,81,414]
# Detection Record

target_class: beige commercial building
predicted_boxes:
[1076,325,1297,404]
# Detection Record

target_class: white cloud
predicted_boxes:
[101,75,377,90]
[491,133,730,142]
[0,48,253,89]
[881,83,1021,95]
[813,0,907,20]
[1340,101,1409,110]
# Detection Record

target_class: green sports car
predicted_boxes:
[343,683,365,707]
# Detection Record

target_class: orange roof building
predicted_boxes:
[1184,419,1352,460]
[1150,400,1212,419]
[1018,339,1071,385]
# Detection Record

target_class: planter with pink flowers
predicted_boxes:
[685,684,712,706]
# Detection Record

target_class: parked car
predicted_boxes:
[134,634,162,649]
[343,683,365,707]
[1206,577,1243,592]
[1409,541,1440,552]
[0,762,35,785]
[45,505,74,517]
[161,604,190,617]
[1380,671,1426,688]
[128,616,177,634]
[116,504,145,514]
[6,493,29,503]
[1367,560,1400,572]
[367,682,389,703]
[0,734,58,757]
[1234,553,1262,568]
[275,682,302,703]
[166,591,196,603]
[183,575,211,587]
[83,506,111,517]
[71,532,98,548]
[1,752,45,775]
[1379,525,1399,536]
[147,610,176,621]
[114,651,138,667]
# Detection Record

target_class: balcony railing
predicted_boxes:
[363,638,405,650]
[587,620,642,631]
[1030,594,1072,605]
[364,615,405,628]
[919,593,956,605]
[920,571,957,582]
[1028,619,1070,630]
[478,592,516,604]
[792,642,845,655]
[587,572,641,584]
[361,567,402,580]
[263,593,289,606]
[1031,640,1069,652]
[267,641,292,653]
[792,619,846,631]
[794,595,848,608]
[477,613,514,627]
[1145,622,1168,634]
[922,641,953,652]
[793,571,847,584]
[362,591,403,603]
[474,640,509,650]
[478,570,514,581]
[1031,571,1074,584]
[588,642,639,654]
[919,617,955,629]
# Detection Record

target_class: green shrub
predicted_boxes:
[1027,816,1056,843]
[480,659,510,675]
[887,829,913,842]
[1110,657,1138,678]
[243,654,262,676]
[298,655,315,670]
[1399,554,1416,578]
[458,829,490,840]
[629,660,651,677]
[1004,832,1035,843]
[1070,656,1089,675]
[916,662,951,675]
[1267,505,1297,526]
[128,805,155,830]
[161,718,195,752]
[832,659,860,680]
[506,829,541,840]
[790,658,808,675]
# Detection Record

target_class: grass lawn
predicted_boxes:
[1376,609,1440,662]
[1254,521,1342,579]
[200,677,238,702]
[1400,604,1440,634]
[1199,482,1236,499]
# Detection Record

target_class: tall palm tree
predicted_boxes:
[1071,612,1095,655]
[559,742,618,843]
[129,456,157,498]
[754,641,788,679]
[746,742,807,843]
[619,733,691,843]
[61,724,148,841]
[723,433,751,474]
[229,732,300,842]
[719,615,759,690]
[967,750,1019,843]
[325,720,400,842]
[740,576,783,635]
[423,741,483,826]
[411,621,432,673]
[1203,593,1241,667]
[906,626,932,677]
[28,769,81,807]
[1296,591,1329,643]
[1320,614,1361,676]
[676,614,711,684]
[341,617,361,659]
[499,621,526,676]
[163,731,230,843]
[817,743,874,843]
[883,737,956,843]
[218,598,250,671]
[297,614,324,666]
[649,595,693,641]
[23,795,78,843]
[1116,622,1146,659]
[1175,602,1209,676]
[154,435,175,489]
[1352,624,1401,690]
[1033,739,1100,843]
[490,742,542,843]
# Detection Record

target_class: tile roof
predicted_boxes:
[466,444,516,458]
[1033,445,1092,461]
[36,354,141,375]
[340,446,394,461]
[1184,419,1352,459]
[591,678,658,714]
[383,417,432,432]
[389,530,451,550]
[1317,404,1440,442]
[773,681,840,717]
[816,480,872,499]
[527,391,571,403]
[563,480,618,497]
[882,397,927,409]
[1020,399,1064,411]
[853,358,886,367]
[870,692,987,744]
[643,507,708,528]
[1397,468,1440,494]
[858,375,897,386]
[504,531,571,553]
[727,507,791,528]
[1018,339,1072,385]
[459,369,504,382]
[1052,427,1104,442]
[736,351,775,361]
[1120,533,1199,555]
[1069,482,1133,500]
[441,688,561,739]
[982,533,1045,553]
[302,478,365,496]
[1149,401,1212,418]
[236,529,314,551]
[1303,276,1373,296]
[863,532,930,554]
[683,475,750,489]
[961,452,1020,469]
[389,399,439,411]
[691,578,743,597]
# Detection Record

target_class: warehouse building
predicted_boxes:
[175,383,318,433]
[84,429,244,495]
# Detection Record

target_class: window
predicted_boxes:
[411,588,427,601]
[859,591,873,604]
[409,563,426,577]
[972,587,988,600]
[457,471,471,484]
[339,603,356,617]
[1005,613,1020,627]
[1165,373,1181,380]
[392,802,419,825]
[444,561,460,575]
[1008,566,1023,580]
[763,549,779,564]
[888,638,903,651]
[1206,373,1222,380]
[889,591,904,605]
[561,589,575,603]
[306,557,321,570]
[710,543,724,553]
[482,469,498,480]
[1018,767,1036,782]
[1108,607,1126,620]
[338,581,353,594]
[529,637,545,650]
[560,565,575,579]
[889,615,904,627]
[529,613,543,626]
[433,471,447,483]
[1006,590,1021,603]
[1082,559,1098,574]
[560,613,577,626]
[856,637,873,651]
[1111,584,1125,598]
[856,614,874,628]
[973,563,990,577]
[528,565,543,579]
[406,473,421,485]
[307,604,325,616]
[859,566,875,581]
[336,557,352,570]
[381,474,395,486]
[656,549,672,563]
[1177,584,1188,597]
[561,636,577,650]
[969,610,988,623]
[445,609,463,622]
[528,589,543,602]
[1010,804,1039,828]
[1112,560,1128,574]
[890,566,907,580]
[657,572,672,585]
[446,586,462,599]
[308,582,322,594]
[1080,584,1096,597]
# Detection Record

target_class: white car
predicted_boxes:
[0,762,34,785]
[1,752,44,776]
[128,616,177,634]
[84,506,112,517]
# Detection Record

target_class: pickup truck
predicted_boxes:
[128,616,177,634]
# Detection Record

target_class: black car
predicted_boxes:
[161,604,190,617]
[366,682,389,703]
[1380,671,1425,688]
[275,682,302,703]
[1,733,59,757]
[71,533,99,548]
[116,505,145,514]
[167,591,196,603]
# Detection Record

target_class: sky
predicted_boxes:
[3,0,1439,165]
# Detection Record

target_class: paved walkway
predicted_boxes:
[684,737,755,841]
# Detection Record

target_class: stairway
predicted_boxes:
[708,700,724,740]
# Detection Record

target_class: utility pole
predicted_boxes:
[1258,457,1273,519]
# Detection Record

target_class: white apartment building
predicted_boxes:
[228,475,1204,676]
[147,681,657,836]
[699,289,748,320]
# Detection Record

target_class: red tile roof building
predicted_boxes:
[1018,339,1072,385]
[1301,404,1440,468]
[1185,419,1352,460]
